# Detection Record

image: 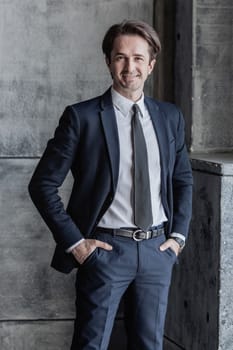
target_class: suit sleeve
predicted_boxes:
[171,109,193,238]
[28,106,84,250]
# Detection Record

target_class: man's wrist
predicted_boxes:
[169,233,185,252]
[66,238,85,253]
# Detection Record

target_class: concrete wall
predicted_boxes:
[192,0,233,152]
[175,0,233,152]
[0,1,154,349]
[0,0,154,158]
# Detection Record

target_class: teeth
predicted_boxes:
[123,75,137,78]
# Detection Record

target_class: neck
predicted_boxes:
[112,85,143,102]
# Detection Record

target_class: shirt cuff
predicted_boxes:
[169,232,186,242]
[66,238,85,253]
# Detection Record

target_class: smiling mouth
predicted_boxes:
[122,74,139,80]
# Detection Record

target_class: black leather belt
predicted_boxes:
[95,225,165,241]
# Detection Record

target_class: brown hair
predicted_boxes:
[102,20,161,62]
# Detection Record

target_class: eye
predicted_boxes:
[115,55,124,61]
[135,56,144,62]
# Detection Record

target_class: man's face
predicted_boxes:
[106,34,156,101]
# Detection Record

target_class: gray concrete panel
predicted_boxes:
[197,0,232,5]
[191,1,233,152]
[219,175,233,350]
[0,0,154,157]
[175,0,233,152]
[0,321,73,350]
[0,319,126,350]
[191,153,233,175]
[0,159,76,320]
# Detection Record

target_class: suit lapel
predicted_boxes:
[100,89,120,192]
[145,97,169,192]
[99,91,169,199]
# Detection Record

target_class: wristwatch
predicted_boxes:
[170,237,185,253]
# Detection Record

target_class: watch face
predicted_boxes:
[173,237,185,248]
[179,241,185,249]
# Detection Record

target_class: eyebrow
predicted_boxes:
[114,52,145,58]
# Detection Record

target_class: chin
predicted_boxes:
[122,80,140,88]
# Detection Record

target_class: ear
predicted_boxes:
[105,56,110,67]
[148,58,156,74]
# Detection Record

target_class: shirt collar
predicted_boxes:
[111,87,145,117]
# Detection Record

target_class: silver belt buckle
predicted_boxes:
[132,229,144,241]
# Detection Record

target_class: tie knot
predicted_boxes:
[132,104,141,117]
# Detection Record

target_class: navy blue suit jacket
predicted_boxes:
[29,88,193,273]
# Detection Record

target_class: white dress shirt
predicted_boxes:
[99,87,167,228]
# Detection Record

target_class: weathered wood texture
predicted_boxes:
[165,155,233,350]
[165,166,220,349]
[174,0,193,149]
[154,0,176,103]
[164,337,184,350]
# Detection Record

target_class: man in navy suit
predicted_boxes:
[29,20,193,350]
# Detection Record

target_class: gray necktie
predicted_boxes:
[132,104,153,231]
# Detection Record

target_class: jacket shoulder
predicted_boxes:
[70,95,102,113]
[146,97,181,118]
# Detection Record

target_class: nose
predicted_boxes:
[124,58,135,73]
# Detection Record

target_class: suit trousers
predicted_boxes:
[70,231,177,350]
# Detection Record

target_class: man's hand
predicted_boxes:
[71,239,113,265]
[160,238,180,256]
